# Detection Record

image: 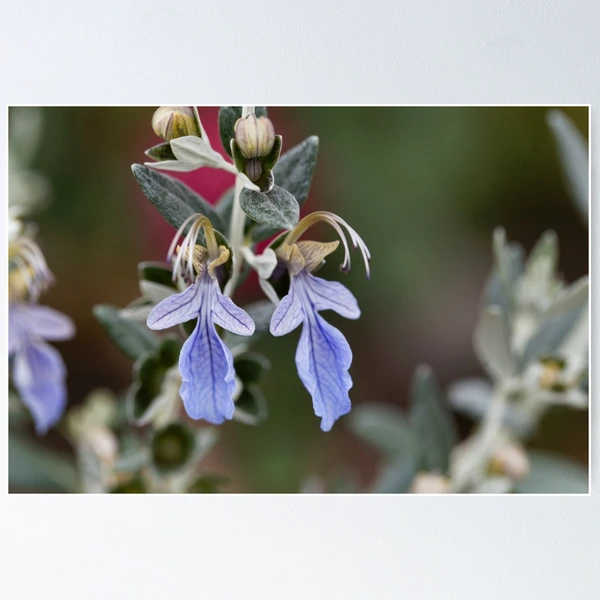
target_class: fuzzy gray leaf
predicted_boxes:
[240,185,299,230]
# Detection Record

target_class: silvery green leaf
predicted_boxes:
[473,306,515,380]
[215,187,235,227]
[240,184,299,230]
[520,278,588,368]
[369,456,417,493]
[525,230,558,278]
[545,276,588,320]
[408,365,458,472]
[194,427,219,463]
[144,142,177,162]
[273,135,319,206]
[169,136,229,169]
[348,403,416,458]
[9,433,78,492]
[447,377,493,420]
[93,304,159,360]
[131,164,223,232]
[488,228,524,311]
[218,106,268,157]
[546,110,589,225]
[139,280,176,304]
[515,449,588,493]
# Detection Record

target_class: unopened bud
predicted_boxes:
[234,114,275,159]
[489,441,530,480]
[409,472,450,494]
[152,106,200,142]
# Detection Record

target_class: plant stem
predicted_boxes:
[225,106,254,297]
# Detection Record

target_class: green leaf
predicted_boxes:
[546,110,589,225]
[348,403,416,458]
[9,433,79,492]
[151,422,197,474]
[218,106,268,157]
[93,304,159,360]
[144,142,177,162]
[369,456,417,494]
[233,383,268,426]
[234,352,271,384]
[273,135,319,206]
[128,337,181,421]
[515,450,588,493]
[240,185,299,230]
[131,163,223,232]
[408,365,458,473]
[138,261,177,289]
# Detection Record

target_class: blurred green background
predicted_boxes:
[9,106,589,492]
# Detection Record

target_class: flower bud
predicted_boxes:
[152,106,200,142]
[489,441,530,480]
[234,114,276,159]
[409,472,450,494]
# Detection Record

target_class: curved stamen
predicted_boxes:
[167,213,219,281]
[283,211,370,277]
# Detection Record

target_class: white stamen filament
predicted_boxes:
[167,213,219,281]
[284,211,371,278]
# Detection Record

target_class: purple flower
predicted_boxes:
[264,212,370,431]
[147,214,255,424]
[9,302,75,434]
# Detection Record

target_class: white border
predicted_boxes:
[1,1,599,598]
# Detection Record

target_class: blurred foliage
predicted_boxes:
[9,106,588,493]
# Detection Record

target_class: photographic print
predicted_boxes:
[8,105,589,494]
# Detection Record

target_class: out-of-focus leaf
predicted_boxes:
[240,185,299,230]
[369,456,417,494]
[131,164,223,232]
[9,434,78,492]
[447,377,493,420]
[234,352,271,384]
[409,365,458,472]
[520,283,587,369]
[187,473,230,493]
[546,110,589,225]
[348,403,416,458]
[473,306,515,380]
[218,106,268,157]
[515,450,588,493]
[233,383,268,426]
[151,422,196,474]
[524,230,558,278]
[93,304,159,360]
